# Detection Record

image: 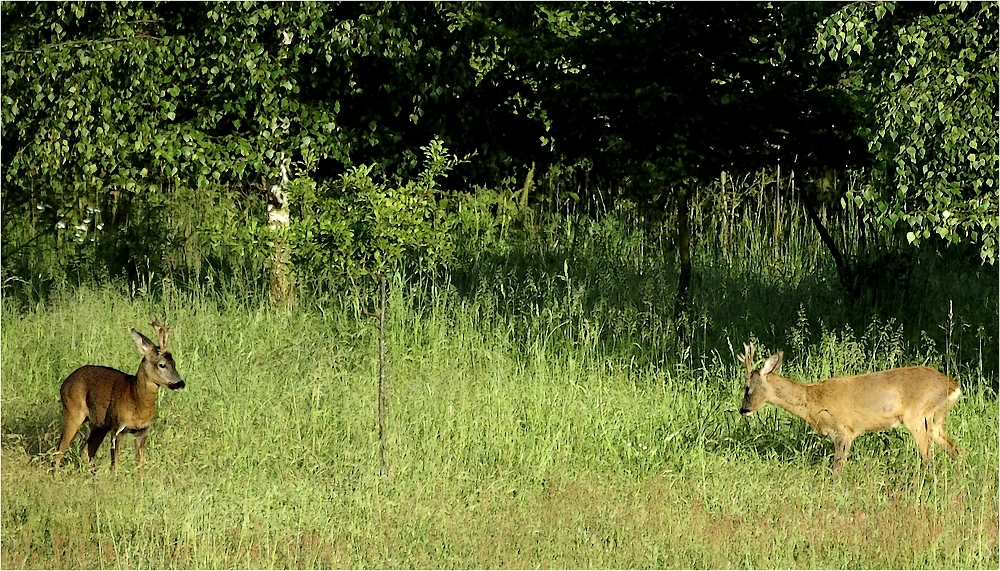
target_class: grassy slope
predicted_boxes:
[2,198,997,568]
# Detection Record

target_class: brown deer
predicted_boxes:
[738,342,960,476]
[55,320,185,469]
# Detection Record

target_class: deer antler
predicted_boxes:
[739,342,756,376]
[151,319,170,351]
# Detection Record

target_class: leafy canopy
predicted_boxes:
[288,138,459,284]
[818,1,998,263]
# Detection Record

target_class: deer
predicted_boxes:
[737,342,961,476]
[55,320,185,469]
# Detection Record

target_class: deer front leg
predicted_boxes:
[830,434,854,477]
[110,428,127,469]
[134,428,150,467]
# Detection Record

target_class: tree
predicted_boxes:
[817,1,998,264]
[288,138,459,477]
[0,2,349,284]
[5,1,929,310]
[467,3,870,310]
[0,2,493,283]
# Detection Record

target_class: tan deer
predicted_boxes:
[737,342,960,475]
[55,320,185,469]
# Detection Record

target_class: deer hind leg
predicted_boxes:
[927,412,960,460]
[56,408,88,467]
[84,427,110,463]
[932,428,960,460]
[904,415,934,463]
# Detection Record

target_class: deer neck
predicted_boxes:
[131,363,161,406]
[766,374,812,420]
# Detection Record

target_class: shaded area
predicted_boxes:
[446,205,998,391]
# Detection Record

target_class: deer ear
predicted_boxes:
[760,352,784,375]
[130,329,157,355]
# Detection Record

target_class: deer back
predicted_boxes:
[805,366,960,433]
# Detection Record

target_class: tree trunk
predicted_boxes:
[674,184,693,317]
[801,174,855,301]
[802,196,846,278]
[266,158,296,305]
[378,272,388,479]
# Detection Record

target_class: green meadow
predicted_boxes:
[2,194,997,568]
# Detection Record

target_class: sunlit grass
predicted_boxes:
[2,188,997,568]
[1,275,996,568]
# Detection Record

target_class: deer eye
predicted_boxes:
[158,363,167,369]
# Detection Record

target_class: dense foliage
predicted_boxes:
[1,1,995,293]
[818,1,998,263]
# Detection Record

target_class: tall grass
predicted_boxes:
[1,182,997,568]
